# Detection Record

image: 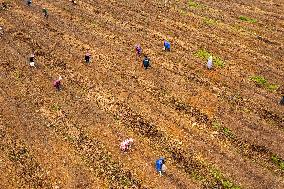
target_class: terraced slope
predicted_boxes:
[0,0,283,188]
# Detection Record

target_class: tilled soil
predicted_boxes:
[0,0,283,188]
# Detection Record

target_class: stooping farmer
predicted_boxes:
[29,53,35,67]
[53,76,62,91]
[163,40,171,51]
[135,44,142,57]
[120,138,134,152]
[155,157,167,176]
[207,56,213,69]
[280,96,284,105]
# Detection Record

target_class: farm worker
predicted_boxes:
[0,26,3,36]
[29,53,35,67]
[280,96,284,105]
[143,56,150,69]
[85,52,91,64]
[70,0,77,4]
[120,138,134,152]
[53,76,62,91]
[2,2,8,9]
[163,40,171,51]
[43,8,48,18]
[27,0,32,6]
[155,158,166,176]
[135,44,142,57]
[207,56,213,69]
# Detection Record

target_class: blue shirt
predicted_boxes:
[155,158,164,172]
[164,41,170,49]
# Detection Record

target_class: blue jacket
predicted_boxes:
[155,158,164,172]
[164,41,171,49]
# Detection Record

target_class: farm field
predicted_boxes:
[0,0,283,188]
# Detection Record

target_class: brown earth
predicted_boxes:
[0,0,283,188]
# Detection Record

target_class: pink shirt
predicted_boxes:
[120,138,134,151]
[53,79,61,87]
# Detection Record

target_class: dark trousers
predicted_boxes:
[85,56,90,63]
[55,84,61,91]
[143,63,149,69]
[280,97,284,105]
